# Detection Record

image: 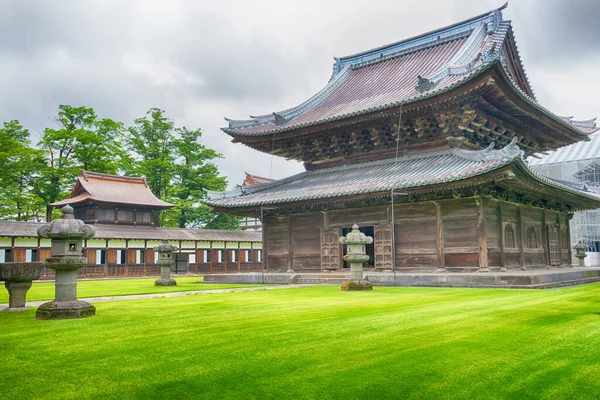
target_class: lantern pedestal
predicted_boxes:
[35,205,96,320]
[339,224,374,291]
[574,241,587,267]
[155,267,177,286]
[154,241,178,286]
[36,257,95,320]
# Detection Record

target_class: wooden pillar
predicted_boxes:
[557,213,564,267]
[435,202,446,272]
[517,207,525,270]
[224,245,227,273]
[476,198,489,272]
[566,214,573,267]
[237,241,241,272]
[287,216,292,271]
[541,210,550,268]
[209,241,213,274]
[262,213,268,271]
[497,202,505,270]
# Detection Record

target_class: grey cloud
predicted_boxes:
[0,0,597,189]
[507,0,600,65]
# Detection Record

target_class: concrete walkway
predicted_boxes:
[0,284,320,309]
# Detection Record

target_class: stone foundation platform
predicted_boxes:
[203,267,600,289]
[36,300,96,320]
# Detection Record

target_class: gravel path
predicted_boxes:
[0,284,321,309]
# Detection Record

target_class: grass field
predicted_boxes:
[0,276,266,303]
[2,284,600,399]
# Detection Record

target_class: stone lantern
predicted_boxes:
[339,224,374,291]
[36,205,96,320]
[573,240,587,267]
[154,240,178,286]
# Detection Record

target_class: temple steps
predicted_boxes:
[203,268,600,289]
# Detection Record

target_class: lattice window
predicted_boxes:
[527,227,538,248]
[505,224,516,248]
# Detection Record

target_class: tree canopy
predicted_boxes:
[0,105,239,229]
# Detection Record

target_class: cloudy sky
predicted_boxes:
[1,0,598,189]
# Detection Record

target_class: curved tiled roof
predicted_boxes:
[223,4,595,140]
[206,145,600,211]
[528,131,600,166]
[51,171,174,209]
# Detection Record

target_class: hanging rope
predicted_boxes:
[394,101,404,167]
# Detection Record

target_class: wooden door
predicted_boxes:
[548,226,560,267]
[321,228,340,270]
[375,224,393,270]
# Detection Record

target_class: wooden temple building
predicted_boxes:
[207,4,600,273]
[0,171,262,277]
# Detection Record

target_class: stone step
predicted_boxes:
[295,278,346,284]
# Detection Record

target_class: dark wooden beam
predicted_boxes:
[566,213,573,267]
[287,216,293,271]
[497,201,505,270]
[435,202,446,272]
[476,197,489,272]
[517,206,525,269]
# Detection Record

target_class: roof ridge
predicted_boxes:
[224,4,507,131]
[335,3,507,65]
[81,170,147,184]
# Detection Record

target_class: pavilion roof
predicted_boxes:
[51,170,174,209]
[206,142,600,212]
[223,4,595,150]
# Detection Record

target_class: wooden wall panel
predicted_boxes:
[504,252,521,267]
[442,201,478,248]
[444,253,479,269]
[502,204,518,222]
[485,200,499,248]
[39,248,51,263]
[397,219,437,251]
[127,249,136,264]
[524,252,545,267]
[396,254,437,268]
[195,249,204,263]
[266,215,289,270]
[146,249,155,264]
[487,252,501,267]
[395,202,436,252]
[290,212,322,271]
[107,249,117,264]
[86,249,97,264]
[12,248,25,262]
[328,205,388,227]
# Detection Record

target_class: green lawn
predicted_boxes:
[2,284,600,399]
[0,276,265,303]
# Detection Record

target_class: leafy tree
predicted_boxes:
[0,121,46,221]
[203,212,242,230]
[127,108,175,200]
[128,109,238,229]
[35,105,128,221]
[170,127,228,228]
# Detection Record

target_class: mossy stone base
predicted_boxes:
[3,306,30,313]
[341,280,373,291]
[155,279,177,286]
[36,300,96,320]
